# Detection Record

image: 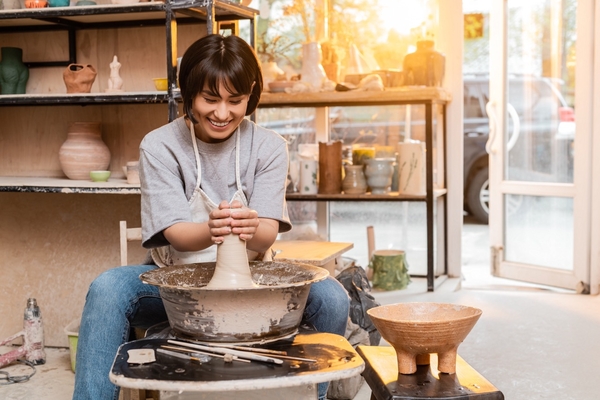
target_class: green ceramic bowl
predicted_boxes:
[90,170,111,182]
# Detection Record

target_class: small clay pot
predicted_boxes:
[25,0,48,7]
[63,64,97,93]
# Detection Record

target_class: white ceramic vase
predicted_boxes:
[300,42,327,90]
[397,142,426,195]
[365,158,395,194]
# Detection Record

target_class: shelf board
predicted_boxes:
[0,1,257,29]
[0,177,447,199]
[0,91,171,106]
[259,87,452,108]
[285,189,446,202]
[0,176,140,194]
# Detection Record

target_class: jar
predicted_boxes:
[364,158,395,194]
[342,165,367,195]
[59,122,111,180]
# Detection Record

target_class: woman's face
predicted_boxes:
[191,80,250,143]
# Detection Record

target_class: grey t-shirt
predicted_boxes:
[139,117,292,248]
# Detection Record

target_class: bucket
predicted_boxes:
[64,318,80,373]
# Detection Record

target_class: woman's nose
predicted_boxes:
[213,101,229,119]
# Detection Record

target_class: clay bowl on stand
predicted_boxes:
[140,261,328,344]
[367,302,482,374]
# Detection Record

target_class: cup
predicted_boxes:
[125,161,139,185]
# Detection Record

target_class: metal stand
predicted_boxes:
[357,346,504,400]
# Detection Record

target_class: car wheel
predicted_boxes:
[466,167,489,224]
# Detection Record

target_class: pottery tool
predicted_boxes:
[167,340,284,365]
[168,340,316,364]
[160,345,250,363]
[157,348,205,363]
[215,343,287,356]
[127,349,155,364]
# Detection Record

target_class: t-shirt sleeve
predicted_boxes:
[247,136,292,233]
[139,145,192,248]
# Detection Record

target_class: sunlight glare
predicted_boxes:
[378,0,430,35]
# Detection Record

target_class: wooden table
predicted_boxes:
[272,240,354,276]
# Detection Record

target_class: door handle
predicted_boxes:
[506,102,520,152]
[485,101,498,154]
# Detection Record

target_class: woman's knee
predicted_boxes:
[85,266,151,309]
[305,277,350,332]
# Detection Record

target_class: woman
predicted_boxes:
[73,34,350,400]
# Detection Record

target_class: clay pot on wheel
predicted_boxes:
[59,122,111,180]
[63,64,97,93]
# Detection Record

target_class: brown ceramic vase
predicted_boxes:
[63,64,97,93]
[367,302,482,374]
[59,122,111,180]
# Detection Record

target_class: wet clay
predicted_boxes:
[205,233,257,289]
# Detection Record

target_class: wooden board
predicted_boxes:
[272,240,353,268]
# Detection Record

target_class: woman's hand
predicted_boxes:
[228,200,259,241]
[208,200,259,244]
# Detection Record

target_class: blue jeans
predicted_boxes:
[72,265,350,400]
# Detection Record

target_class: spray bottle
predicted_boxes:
[0,298,46,368]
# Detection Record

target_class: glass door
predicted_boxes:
[487,0,592,291]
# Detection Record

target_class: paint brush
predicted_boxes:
[167,340,284,365]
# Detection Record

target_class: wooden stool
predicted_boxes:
[357,346,504,399]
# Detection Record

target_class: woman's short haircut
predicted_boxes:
[179,34,263,123]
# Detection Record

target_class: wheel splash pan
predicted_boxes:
[140,261,329,343]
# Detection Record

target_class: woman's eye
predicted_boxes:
[203,97,217,103]
[230,100,243,105]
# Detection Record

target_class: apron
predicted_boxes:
[151,121,270,267]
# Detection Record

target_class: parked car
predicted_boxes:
[463,74,575,223]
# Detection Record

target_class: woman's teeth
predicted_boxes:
[210,120,228,127]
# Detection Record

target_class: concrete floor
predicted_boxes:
[2,218,599,399]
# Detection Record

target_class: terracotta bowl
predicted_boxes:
[367,302,482,374]
[140,261,328,344]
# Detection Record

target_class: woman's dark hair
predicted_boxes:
[179,34,263,123]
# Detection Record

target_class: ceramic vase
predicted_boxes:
[262,61,284,89]
[318,140,343,194]
[365,158,395,194]
[397,141,426,195]
[1,0,21,9]
[24,0,47,7]
[402,40,445,87]
[0,47,29,95]
[63,64,97,93]
[59,122,111,180]
[299,156,318,194]
[342,165,367,195]
[300,42,327,91]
